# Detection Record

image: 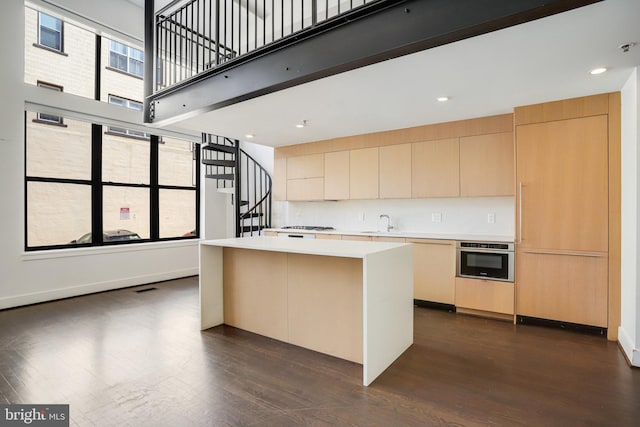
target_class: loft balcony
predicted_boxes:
[143,0,600,127]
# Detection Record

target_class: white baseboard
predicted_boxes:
[0,268,199,310]
[618,325,640,367]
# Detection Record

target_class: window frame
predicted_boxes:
[34,81,65,125]
[106,94,150,139]
[24,112,201,251]
[108,40,144,78]
[37,12,63,52]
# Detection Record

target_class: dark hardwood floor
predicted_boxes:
[1,276,638,426]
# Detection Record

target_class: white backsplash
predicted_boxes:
[273,197,515,237]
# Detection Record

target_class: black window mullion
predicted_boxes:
[195,142,201,237]
[150,135,160,240]
[92,124,103,245]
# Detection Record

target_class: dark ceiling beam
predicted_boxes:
[146,0,602,126]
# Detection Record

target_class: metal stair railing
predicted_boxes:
[152,0,383,93]
[201,133,271,237]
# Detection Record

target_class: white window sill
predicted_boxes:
[22,239,199,261]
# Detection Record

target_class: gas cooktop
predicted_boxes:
[281,226,336,231]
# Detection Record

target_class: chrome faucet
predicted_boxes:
[379,214,394,232]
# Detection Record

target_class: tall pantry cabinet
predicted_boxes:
[514,93,621,339]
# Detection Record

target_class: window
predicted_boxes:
[25,110,200,250]
[159,137,197,238]
[38,12,63,51]
[109,40,144,77]
[107,95,149,138]
[35,82,64,125]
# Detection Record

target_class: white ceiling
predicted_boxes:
[161,0,640,147]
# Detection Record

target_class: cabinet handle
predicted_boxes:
[520,250,603,257]
[518,182,523,244]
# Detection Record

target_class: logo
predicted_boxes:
[1,405,69,427]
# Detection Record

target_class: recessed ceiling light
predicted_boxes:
[245,134,255,139]
[437,97,449,102]
[590,67,607,75]
[296,120,308,128]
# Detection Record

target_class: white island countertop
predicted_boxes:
[200,236,411,258]
[265,228,514,243]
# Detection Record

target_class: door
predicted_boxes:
[516,115,608,252]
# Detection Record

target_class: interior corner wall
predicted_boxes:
[619,67,640,366]
[0,0,198,311]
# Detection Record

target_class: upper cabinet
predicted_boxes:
[273,113,514,201]
[286,153,324,200]
[412,138,460,198]
[379,144,411,199]
[324,151,350,200]
[459,132,514,197]
[516,115,609,252]
[350,147,379,200]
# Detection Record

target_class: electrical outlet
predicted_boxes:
[488,213,496,224]
[431,212,442,223]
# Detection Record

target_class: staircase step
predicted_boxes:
[203,159,236,167]
[240,212,264,219]
[239,200,249,206]
[241,225,265,233]
[216,187,234,194]
[203,144,236,154]
[206,173,235,180]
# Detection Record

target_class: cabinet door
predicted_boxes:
[408,239,455,304]
[412,138,459,198]
[286,178,324,200]
[324,151,349,200]
[342,235,372,241]
[379,144,411,199]
[350,147,379,199]
[273,157,287,201]
[455,277,514,315]
[460,132,514,197]
[286,153,324,179]
[516,251,608,327]
[316,233,341,240]
[516,116,608,252]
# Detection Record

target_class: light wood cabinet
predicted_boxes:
[372,236,406,243]
[316,233,341,240]
[516,251,608,327]
[455,277,514,316]
[342,234,372,241]
[286,177,324,201]
[286,154,324,179]
[379,144,411,199]
[324,151,349,200]
[515,113,610,328]
[263,230,278,237]
[459,132,514,197]
[516,116,608,252]
[273,157,287,201]
[407,239,455,304]
[349,147,379,199]
[412,138,460,198]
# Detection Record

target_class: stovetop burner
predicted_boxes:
[282,226,336,231]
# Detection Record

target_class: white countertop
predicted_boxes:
[200,236,410,259]
[266,228,514,243]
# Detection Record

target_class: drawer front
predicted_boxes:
[455,277,514,315]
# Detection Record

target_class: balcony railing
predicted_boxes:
[153,0,382,93]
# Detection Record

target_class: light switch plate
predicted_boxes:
[431,213,442,223]
[488,213,496,224]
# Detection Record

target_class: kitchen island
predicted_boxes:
[200,237,413,386]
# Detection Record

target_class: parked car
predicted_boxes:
[70,229,142,244]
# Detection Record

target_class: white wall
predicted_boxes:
[278,197,514,237]
[619,67,640,366]
[0,0,199,310]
